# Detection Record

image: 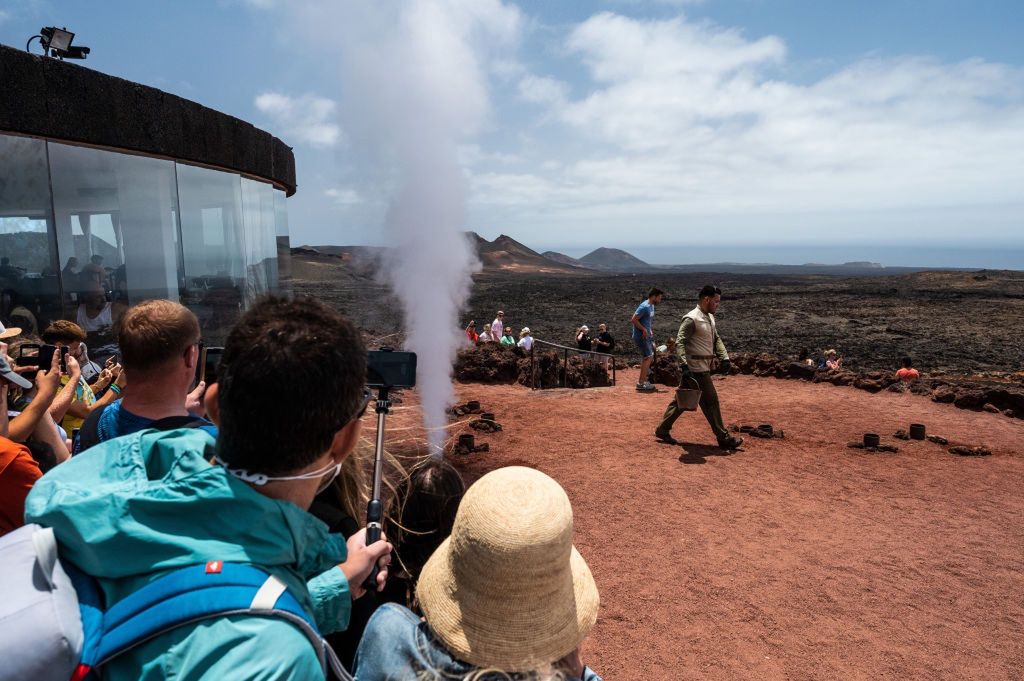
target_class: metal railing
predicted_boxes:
[528,339,616,390]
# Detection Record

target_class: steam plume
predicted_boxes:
[328,0,520,453]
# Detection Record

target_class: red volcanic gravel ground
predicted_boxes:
[381,372,1024,680]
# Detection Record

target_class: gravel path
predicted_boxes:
[382,373,1024,680]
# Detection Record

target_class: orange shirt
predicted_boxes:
[896,367,920,382]
[0,437,42,536]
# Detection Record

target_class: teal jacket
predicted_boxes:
[25,428,352,680]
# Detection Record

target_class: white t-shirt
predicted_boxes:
[478,332,493,343]
[491,318,504,338]
[517,336,533,351]
[77,302,113,332]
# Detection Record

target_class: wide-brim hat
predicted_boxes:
[416,466,599,672]
[0,322,22,340]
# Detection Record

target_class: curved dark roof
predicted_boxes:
[0,44,296,196]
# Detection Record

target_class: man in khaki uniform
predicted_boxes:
[655,285,743,449]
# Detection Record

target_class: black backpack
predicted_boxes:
[75,404,208,454]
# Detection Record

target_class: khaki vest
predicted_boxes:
[683,306,718,373]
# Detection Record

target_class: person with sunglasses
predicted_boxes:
[25,296,391,680]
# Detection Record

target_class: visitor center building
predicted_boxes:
[0,44,294,346]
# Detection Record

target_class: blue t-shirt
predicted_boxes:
[96,400,218,444]
[631,300,655,340]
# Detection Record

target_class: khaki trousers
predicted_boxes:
[656,371,729,441]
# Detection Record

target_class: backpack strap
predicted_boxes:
[75,563,350,680]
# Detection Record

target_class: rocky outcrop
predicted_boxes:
[453,346,1023,420]
[454,345,611,390]
[728,352,1024,420]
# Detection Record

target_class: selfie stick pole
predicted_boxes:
[363,385,390,589]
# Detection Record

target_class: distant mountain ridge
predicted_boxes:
[579,247,652,271]
[295,239,965,276]
[465,232,588,273]
[542,251,586,268]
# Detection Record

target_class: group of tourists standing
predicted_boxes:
[466,310,533,351]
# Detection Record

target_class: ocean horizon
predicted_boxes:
[542,244,1024,270]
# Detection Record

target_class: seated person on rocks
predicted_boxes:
[517,326,534,352]
[896,356,920,382]
[500,326,516,346]
[798,347,815,366]
[656,336,677,356]
[355,466,602,681]
[478,322,494,343]
[824,349,843,371]
[24,296,392,679]
[74,300,214,454]
[40,321,124,434]
[576,325,593,351]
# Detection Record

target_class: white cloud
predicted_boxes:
[517,75,569,107]
[254,92,342,148]
[324,188,363,205]
[491,58,527,81]
[458,144,521,166]
[466,12,1024,245]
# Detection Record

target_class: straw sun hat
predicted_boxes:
[0,321,22,340]
[416,466,599,673]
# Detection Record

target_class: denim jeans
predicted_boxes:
[354,603,602,681]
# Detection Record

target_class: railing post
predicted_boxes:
[612,356,616,386]
[562,349,568,387]
[530,346,536,390]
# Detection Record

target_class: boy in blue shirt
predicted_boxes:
[630,287,664,392]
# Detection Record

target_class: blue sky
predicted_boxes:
[3,1,1023,267]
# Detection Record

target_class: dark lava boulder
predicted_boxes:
[651,354,681,386]
[931,385,957,403]
[829,371,857,387]
[515,351,611,389]
[787,362,818,380]
[565,355,612,389]
[454,344,523,384]
[517,350,559,388]
[854,376,885,393]
[952,388,986,409]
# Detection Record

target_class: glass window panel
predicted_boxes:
[274,189,292,296]
[240,177,279,302]
[0,134,60,337]
[176,163,245,343]
[48,142,181,347]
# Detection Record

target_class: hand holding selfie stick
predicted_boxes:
[363,348,417,590]
[363,385,389,590]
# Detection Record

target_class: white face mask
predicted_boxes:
[214,456,343,495]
